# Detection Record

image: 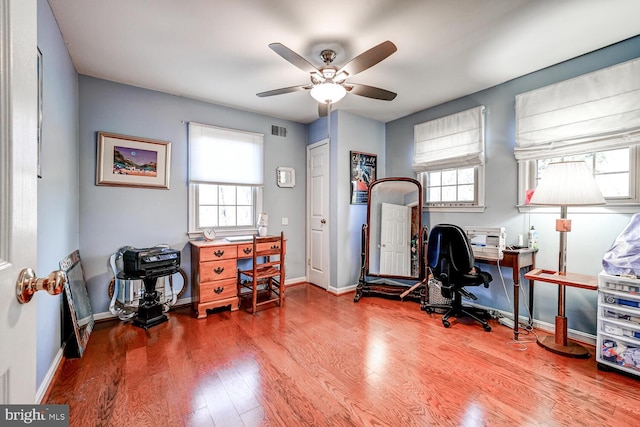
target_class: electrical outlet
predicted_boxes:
[281,217,288,226]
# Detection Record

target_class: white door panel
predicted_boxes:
[0,0,39,404]
[307,140,329,289]
[379,203,410,276]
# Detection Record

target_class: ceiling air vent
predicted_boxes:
[271,125,287,138]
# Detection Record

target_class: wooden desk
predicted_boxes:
[524,269,597,358]
[476,249,537,341]
[189,238,286,319]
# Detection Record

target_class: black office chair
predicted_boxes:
[423,224,493,332]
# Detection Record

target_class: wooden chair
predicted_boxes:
[237,232,285,314]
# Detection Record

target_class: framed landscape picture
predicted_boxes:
[96,132,171,189]
[350,151,377,204]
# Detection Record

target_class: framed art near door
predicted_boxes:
[350,151,377,204]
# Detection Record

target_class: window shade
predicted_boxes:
[515,57,640,161]
[188,122,264,185]
[413,106,485,172]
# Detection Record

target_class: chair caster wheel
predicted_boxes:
[442,320,451,328]
[425,307,434,314]
[483,324,492,332]
[354,294,361,302]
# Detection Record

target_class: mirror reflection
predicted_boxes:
[367,178,422,279]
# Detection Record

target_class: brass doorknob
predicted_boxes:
[320,218,326,224]
[16,268,66,304]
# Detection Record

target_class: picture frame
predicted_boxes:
[276,166,295,188]
[37,47,43,179]
[350,151,377,204]
[59,250,94,358]
[96,132,171,189]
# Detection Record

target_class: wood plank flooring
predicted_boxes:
[45,283,640,426]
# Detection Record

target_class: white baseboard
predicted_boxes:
[328,283,357,295]
[94,276,308,321]
[472,303,596,346]
[37,343,65,404]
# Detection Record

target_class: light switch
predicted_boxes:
[282,217,288,226]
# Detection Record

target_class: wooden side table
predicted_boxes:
[524,269,597,358]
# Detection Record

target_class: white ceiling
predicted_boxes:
[47,0,640,124]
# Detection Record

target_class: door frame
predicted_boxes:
[306,139,330,289]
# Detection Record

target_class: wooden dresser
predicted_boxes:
[189,238,285,318]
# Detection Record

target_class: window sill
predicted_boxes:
[187,228,258,240]
[423,205,486,213]
[517,204,640,214]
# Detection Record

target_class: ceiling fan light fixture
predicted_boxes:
[310,82,346,104]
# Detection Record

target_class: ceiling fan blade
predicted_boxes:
[257,85,311,97]
[336,40,397,77]
[347,83,397,101]
[318,103,328,117]
[269,43,318,74]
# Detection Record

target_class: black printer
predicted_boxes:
[122,247,180,279]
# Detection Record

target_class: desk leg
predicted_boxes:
[512,268,520,341]
[528,273,534,326]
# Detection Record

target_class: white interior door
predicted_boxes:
[0,0,39,403]
[307,139,330,289]
[379,203,410,276]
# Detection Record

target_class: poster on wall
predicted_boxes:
[350,151,377,204]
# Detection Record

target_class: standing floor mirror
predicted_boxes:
[354,177,427,303]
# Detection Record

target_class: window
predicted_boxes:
[522,146,639,205]
[515,58,640,208]
[188,122,264,235]
[413,106,485,211]
[420,167,477,204]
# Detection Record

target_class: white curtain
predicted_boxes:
[413,106,485,172]
[515,57,640,161]
[188,122,264,185]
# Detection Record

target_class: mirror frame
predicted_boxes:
[276,166,295,188]
[364,177,424,281]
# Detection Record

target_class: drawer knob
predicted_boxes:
[243,248,252,255]
[213,250,225,257]
[213,267,224,274]
[271,244,279,250]
[213,287,224,294]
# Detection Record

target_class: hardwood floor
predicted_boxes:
[45,283,640,426]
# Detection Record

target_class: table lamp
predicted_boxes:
[529,160,605,357]
[257,212,268,237]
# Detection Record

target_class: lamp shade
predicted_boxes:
[310,83,346,104]
[257,212,269,226]
[529,161,605,206]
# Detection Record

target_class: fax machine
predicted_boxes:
[463,226,506,260]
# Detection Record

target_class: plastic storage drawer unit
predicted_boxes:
[597,272,640,377]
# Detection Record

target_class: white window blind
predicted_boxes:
[413,106,485,172]
[188,122,264,185]
[515,57,640,161]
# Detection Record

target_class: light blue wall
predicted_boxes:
[36,0,80,392]
[307,110,385,290]
[386,35,640,335]
[78,76,308,315]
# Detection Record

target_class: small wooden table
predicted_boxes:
[476,249,537,341]
[524,269,597,358]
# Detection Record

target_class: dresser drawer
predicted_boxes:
[257,240,283,252]
[200,259,237,282]
[199,278,237,303]
[200,245,237,261]
[237,243,254,258]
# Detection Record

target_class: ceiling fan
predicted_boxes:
[257,40,398,117]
